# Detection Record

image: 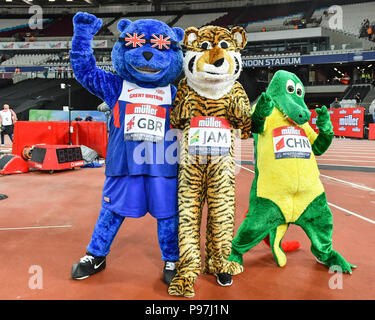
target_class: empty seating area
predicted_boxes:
[108,15,176,35]
[343,84,370,100]
[108,14,226,34]
[245,14,303,32]
[210,1,316,29]
[0,2,373,41]
[338,85,370,109]
[175,12,226,29]
[0,51,112,68]
[0,16,76,38]
[0,19,54,38]
[1,53,54,66]
[312,2,375,37]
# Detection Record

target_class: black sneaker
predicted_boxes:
[163,261,177,285]
[71,253,106,280]
[215,273,233,286]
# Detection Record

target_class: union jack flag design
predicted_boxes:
[150,34,171,50]
[127,116,136,131]
[124,33,146,48]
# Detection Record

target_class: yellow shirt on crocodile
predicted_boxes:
[256,107,324,223]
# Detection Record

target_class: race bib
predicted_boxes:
[124,103,166,143]
[188,117,231,156]
[273,126,311,159]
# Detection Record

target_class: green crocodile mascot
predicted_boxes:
[224,70,356,276]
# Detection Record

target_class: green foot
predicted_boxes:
[316,251,357,274]
[227,250,243,266]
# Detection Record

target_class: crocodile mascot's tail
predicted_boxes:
[243,209,301,252]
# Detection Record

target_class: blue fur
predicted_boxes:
[87,208,125,257]
[87,208,179,261]
[70,13,183,107]
[112,19,184,88]
[71,12,183,261]
[157,215,179,261]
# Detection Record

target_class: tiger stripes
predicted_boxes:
[168,76,251,298]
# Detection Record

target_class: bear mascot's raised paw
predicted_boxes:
[70,12,185,285]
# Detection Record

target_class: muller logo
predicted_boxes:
[281,127,300,135]
[134,104,157,115]
[198,117,223,128]
[339,115,359,126]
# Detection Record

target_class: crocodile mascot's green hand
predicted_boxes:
[316,105,333,134]
[224,70,356,276]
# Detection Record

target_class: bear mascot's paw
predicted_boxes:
[73,12,103,38]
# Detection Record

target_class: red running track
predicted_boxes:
[0,137,374,299]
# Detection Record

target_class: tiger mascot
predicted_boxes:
[167,25,251,298]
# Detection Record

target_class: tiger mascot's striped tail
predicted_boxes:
[167,25,250,298]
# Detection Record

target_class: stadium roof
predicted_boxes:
[2,0,375,12]
[0,0,243,6]
[2,0,144,6]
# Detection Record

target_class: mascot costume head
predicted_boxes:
[112,18,184,87]
[182,25,246,100]
[70,13,185,286]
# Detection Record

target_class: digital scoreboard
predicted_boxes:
[29,145,84,173]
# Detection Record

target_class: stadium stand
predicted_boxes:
[0,0,373,118]
[1,53,54,66]
[315,2,375,37]
[36,16,74,37]
[210,1,317,28]
[0,19,54,38]
[0,78,101,121]
[343,84,370,100]
[174,12,227,29]
[108,15,177,35]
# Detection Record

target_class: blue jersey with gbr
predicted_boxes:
[106,80,178,177]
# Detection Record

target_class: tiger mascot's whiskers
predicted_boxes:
[167,25,251,298]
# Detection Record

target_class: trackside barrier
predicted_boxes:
[12,121,108,159]
[309,107,365,138]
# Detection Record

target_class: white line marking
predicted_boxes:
[236,164,255,174]
[0,225,72,231]
[236,164,375,225]
[320,174,375,192]
[236,150,375,157]
[325,148,375,152]
[317,158,375,163]
[328,203,375,224]
[320,154,375,159]
[237,163,375,192]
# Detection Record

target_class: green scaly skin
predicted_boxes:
[227,70,356,274]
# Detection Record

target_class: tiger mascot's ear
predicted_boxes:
[231,26,247,50]
[183,27,199,48]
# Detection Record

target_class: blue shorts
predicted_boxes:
[101,175,178,219]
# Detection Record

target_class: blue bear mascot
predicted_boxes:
[70,12,184,285]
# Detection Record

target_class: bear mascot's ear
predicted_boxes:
[183,27,199,48]
[231,26,247,50]
[172,27,184,43]
[118,19,132,33]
